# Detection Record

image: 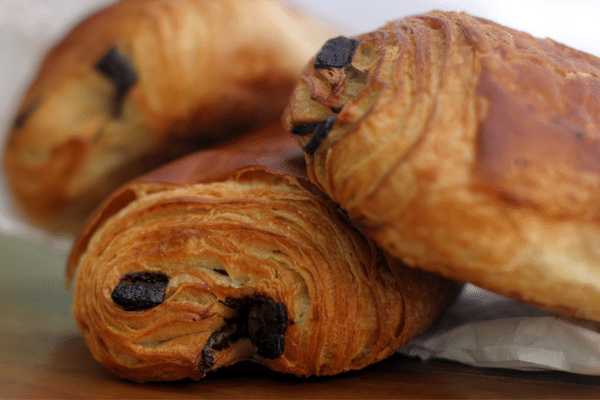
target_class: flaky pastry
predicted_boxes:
[3,0,340,234]
[66,125,461,382]
[283,11,600,323]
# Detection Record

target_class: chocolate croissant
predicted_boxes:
[3,0,340,235]
[283,11,600,323]
[66,125,461,382]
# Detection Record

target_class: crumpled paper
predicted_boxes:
[3,0,600,377]
[398,285,600,375]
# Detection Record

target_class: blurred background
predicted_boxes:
[1,0,600,345]
[2,0,600,244]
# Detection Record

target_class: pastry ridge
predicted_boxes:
[3,0,341,234]
[283,11,600,322]
[66,125,461,381]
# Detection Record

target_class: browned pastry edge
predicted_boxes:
[282,10,600,323]
[3,0,342,235]
[67,123,304,283]
[66,124,462,381]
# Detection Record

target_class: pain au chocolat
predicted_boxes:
[3,0,340,235]
[65,125,461,382]
[283,11,600,323]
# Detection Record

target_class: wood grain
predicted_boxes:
[2,235,600,398]
[3,313,600,398]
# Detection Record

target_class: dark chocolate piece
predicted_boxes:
[248,298,287,359]
[224,294,287,360]
[198,323,239,378]
[95,47,138,116]
[303,115,337,155]
[111,272,169,311]
[13,98,41,129]
[95,47,138,94]
[314,36,359,70]
[197,294,288,377]
[291,121,322,136]
[197,346,214,378]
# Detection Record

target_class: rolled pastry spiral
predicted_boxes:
[66,125,461,382]
[3,0,340,235]
[283,11,600,323]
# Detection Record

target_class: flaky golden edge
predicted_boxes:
[67,164,461,382]
[3,0,343,235]
[282,10,600,323]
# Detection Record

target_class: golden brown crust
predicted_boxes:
[67,125,461,382]
[66,124,305,281]
[3,0,341,235]
[283,11,600,322]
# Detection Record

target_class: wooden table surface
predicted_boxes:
[2,235,600,399]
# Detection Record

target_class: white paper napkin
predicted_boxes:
[399,285,600,375]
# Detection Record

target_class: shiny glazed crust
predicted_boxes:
[66,126,461,382]
[283,11,600,322]
[3,0,340,235]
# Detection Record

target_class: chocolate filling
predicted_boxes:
[13,98,41,129]
[197,323,239,378]
[247,298,287,359]
[111,272,169,311]
[95,47,138,117]
[197,295,287,377]
[302,115,337,155]
[314,36,359,70]
[291,121,322,136]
